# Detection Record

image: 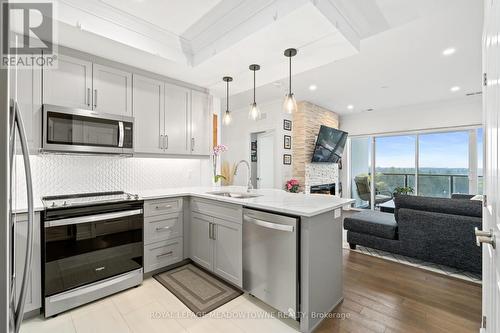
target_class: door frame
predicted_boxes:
[255,130,275,189]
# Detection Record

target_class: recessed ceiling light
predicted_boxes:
[347,105,354,110]
[309,85,317,91]
[442,48,456,56]
[450,86,461,92]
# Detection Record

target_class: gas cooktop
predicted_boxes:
[42,191,140,209]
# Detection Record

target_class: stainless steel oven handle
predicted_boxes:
[45,209,143,228]
[118,122,124,147]
[244,216,295,232]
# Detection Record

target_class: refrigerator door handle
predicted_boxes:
[10,101,34,333]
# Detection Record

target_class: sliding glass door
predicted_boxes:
[418,131,470,197]
[349,127,483,209]
[375,135,416,196]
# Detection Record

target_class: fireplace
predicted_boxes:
[310,183,336,195]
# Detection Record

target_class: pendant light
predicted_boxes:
[248,64,261,120]
[222,76,233,126]
[283,48,298,114]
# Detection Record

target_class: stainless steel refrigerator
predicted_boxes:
[1,21,36,333]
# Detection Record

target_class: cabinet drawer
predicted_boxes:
[144,198,183,217]
[144,213,183,245]
[144,238,183,273]
[190,198,242,224]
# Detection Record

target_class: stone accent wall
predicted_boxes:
[304,163,339,194]
[292,101,340,190]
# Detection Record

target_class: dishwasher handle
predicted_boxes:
[244,216,295,232]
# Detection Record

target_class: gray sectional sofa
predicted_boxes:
[344,194,482,274]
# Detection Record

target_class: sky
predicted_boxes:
[374,130,482,169]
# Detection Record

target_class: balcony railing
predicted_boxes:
[373,172,482,198]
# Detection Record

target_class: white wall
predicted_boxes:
[221,99,292,189]
[340,96,482,136]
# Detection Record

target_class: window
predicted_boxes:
[418,131,469,197]
[349,127,483,209]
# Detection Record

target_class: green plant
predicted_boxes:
[393,186,414,195]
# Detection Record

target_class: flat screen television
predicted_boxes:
[311,125,348,163]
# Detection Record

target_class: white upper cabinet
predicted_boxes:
[190,90,211,155]
[165,83,190,154]
[43,54,92,109]
[92,64,132,116]
[133,75,165,154]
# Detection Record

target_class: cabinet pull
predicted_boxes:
[155,204,172,210]
[93,89,98,108]
[156,226,171,232]
[191,138,195,152]
[87,88,91,107]
[212,223,216,240]
[165,134,169,150]
[159,135,164,149]
[208,222,212,239]
[157,251,173,258]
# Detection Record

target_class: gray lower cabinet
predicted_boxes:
[189,199,242,287]
[143,198,184,273]
[15,213,41,314]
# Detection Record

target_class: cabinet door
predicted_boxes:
[15,213,41,314]
[190,213,213,271]
[43,54,92,109]
[133,75,164,154]
[213,218,242,287]
[92,64,132,116]
[190,90,211,155]
[10,53,42,154]
[164,83,190,154]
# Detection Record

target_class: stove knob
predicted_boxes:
[51,202,57,208]
[134,194,139,200]
[63,201,69,206]
[126,194,132,200]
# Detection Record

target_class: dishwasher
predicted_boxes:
[243,208,299,319]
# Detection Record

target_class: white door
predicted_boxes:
[257,131,275,188]
[190,90,211,155]
[43,54,92,109]
[92,64,132,116]
[481,1,500,332]
[132,75,165,154]
[213,218,242,287]
[165,83,190,154]
[189,213,213,271]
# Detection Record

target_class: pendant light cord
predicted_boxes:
[226,80,229,111]
[289,56,292,95]
[253,69,256,104]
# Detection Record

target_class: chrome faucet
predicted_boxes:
[234,160,253,192]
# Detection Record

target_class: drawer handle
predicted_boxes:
[156,226,171,232]
[157,251,173,258]
[155,205,172,210]
[95,266,106,272]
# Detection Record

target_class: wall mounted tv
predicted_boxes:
[311,125,348,163]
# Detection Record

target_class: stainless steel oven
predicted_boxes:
[41,193,143,317]
[42,104,134,154]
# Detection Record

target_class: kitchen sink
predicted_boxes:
[207,191,262,199]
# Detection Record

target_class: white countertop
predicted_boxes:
[12,186,355,217]
[134,186,354,217]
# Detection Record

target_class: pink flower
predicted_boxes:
[213,144,228,156]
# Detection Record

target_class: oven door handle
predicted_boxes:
[45,209,143,228]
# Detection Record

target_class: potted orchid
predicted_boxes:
[286,179,300,193]
[212,144,228,184]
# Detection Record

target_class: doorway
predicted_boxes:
[250,131,275,189]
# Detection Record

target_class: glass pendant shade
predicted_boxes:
[222,110,232,125]
[283,93,297,114]
[248,102,261,120]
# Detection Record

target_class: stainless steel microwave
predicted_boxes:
[42,105,134,154]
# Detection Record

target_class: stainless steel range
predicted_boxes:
[41,191,144,317]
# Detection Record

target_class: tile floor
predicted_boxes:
[20,278,300,333]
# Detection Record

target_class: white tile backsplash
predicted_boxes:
[14,154,212,199]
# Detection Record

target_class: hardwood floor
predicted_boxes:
[315,250,482,333]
